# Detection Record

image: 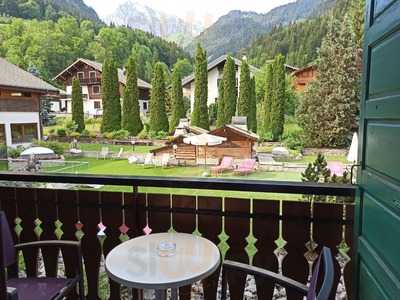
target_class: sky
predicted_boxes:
[84,0,295,25]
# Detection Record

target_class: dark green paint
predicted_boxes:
[356,0,400,299]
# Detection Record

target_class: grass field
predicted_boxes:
[48,157,303,199]
[59,142,157,154]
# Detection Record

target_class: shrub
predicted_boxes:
[0,145,7,158]
[7,146,24,158]
[89,131,98,139]
[283,131,305,151]
[34,140,64,156]
[81,129,90,137]
[137,130,148,139]
[69,132,81,139]
[56,128,67,137]
[48,128,55,134]
[103,130,129,140]
[65,120,78,133]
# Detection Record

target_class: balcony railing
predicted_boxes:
[79,77,101,85]
[0,173,356,300]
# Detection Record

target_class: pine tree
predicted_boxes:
[249,77,257,132]
[122,56,143,136]
[71,77,85,133]
[170,67,185,132]
[101,58,121,133]
[223,56,238,124]
[297,14,361,147]
[238,60,251,123]
[262,63,274,134]
[191,44,209,130]
[216,80,225,127]
[270,54,286,141]
[149,62,169,133]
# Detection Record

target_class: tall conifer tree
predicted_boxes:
[249,77,257,132]
[262,63,274,134]
[216,80,225,127]
[238,60,251,122]
[149,62,169,132]
[101,58,121,132]
[270,54,286,141]
[71,77,85,132]
[223,56,237,124]
[122,56,143,136]
[191,44,209,130]
[170,67,185,131]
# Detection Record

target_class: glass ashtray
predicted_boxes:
[157,241,176,257]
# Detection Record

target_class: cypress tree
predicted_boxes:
[262,63,274,134]
[122,56,143,136]
[170,67,185,132]
[270,54,285,141]
[223,56,237,125]
[249,77,257,132]
[238,60,251,123]
[216,80,225,127]
[101,58,121,133]
[149,62,169,133]
[71,77,85,133]
[191,44,209,130]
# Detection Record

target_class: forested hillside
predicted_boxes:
[0,0,100,22]
[186,0,337,60]
[0,16,191,82]
[244,0,348,67]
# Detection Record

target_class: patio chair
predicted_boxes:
[160,153,170,168]
[144,153,154,168]
[234,159,257,175]
[221,247,334,300]
[112,148,124,160]
[211,157,234,176]
[0,211,84,300]
[97,147,109,160]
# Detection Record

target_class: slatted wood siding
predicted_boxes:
[0,187,354,300]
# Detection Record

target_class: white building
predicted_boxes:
[182,55,298,111]
[53,58,151,117]
[0,58,59,148]
[182,55,260,110]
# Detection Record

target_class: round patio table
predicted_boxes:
[105,232,221,300]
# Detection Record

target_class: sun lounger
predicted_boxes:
[234,159,257,175]
[211,157,234,175]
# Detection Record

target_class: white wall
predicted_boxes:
[0,112,41,147]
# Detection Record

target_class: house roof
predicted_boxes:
[210,124,259,141]
[53,58,151,89]
[182,55,260,87]
[291,63,317,76]
[0,57,59,93]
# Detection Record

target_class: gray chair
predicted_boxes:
[0,211,84,300]
[221,246,334,300]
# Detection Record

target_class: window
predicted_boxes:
[77,72,84,80]
[142,101,148,110]
[10,92,31,97]
[0,124,5,145]
[89,71,97,79]
[92,85,101,94]
[94,101,101,109]
[11,123,38,144]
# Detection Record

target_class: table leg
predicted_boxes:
[155,289,166,300]
[171,288,179,300]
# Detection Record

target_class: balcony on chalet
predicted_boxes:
[0,173,356,300]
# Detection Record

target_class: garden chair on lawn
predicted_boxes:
[221,246,334,300]
[113,148,124,160]
[211,156,234,176]
[0,211,84,300]
[234,159,257,176]
[97,147,109,160]
[161,153,171,168]
[144,153,154,168]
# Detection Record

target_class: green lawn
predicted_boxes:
[59,142,157,154]
[49,157,303,200]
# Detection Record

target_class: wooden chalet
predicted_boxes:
[151,125,259,164]
[291,64,317,92]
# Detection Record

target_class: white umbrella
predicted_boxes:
[347,132,358,163]
[183,133,227,165]
[21,147,55,156]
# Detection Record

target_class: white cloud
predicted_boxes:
[84,0,295,24]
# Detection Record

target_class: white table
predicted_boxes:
[105,232,221,300]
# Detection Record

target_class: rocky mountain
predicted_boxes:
[0,0,100,22]
[105,1,203,47]
[186,0,337,60]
